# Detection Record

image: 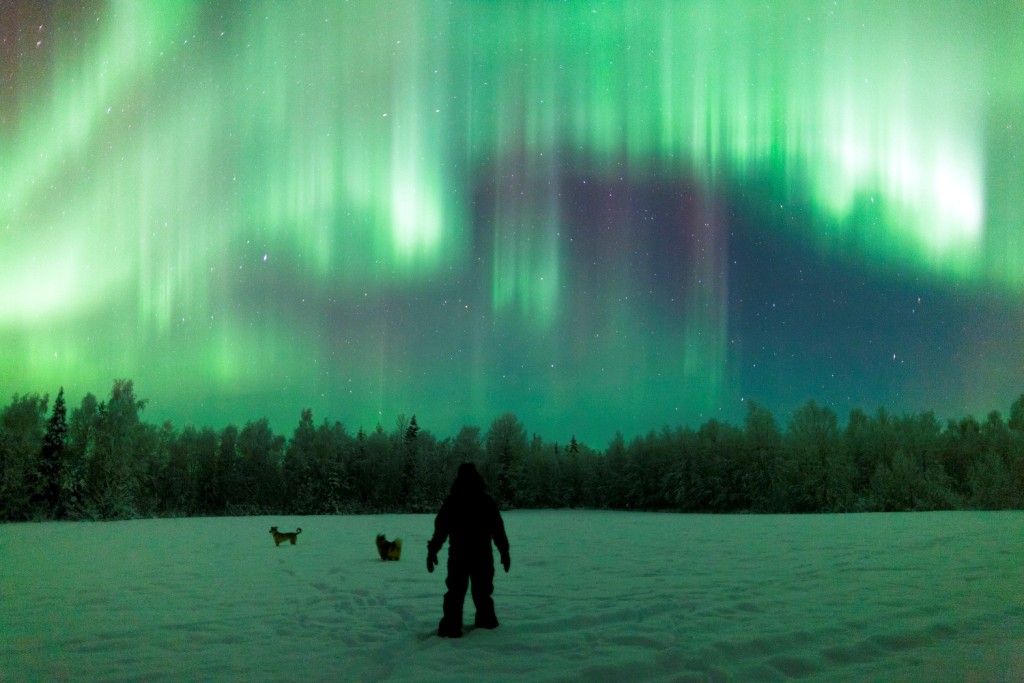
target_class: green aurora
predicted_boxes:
[1,1,1022,443]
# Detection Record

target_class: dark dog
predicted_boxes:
[270,526,302,546]
[376,534,402,561]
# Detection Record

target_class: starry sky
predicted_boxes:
[2,1,1022,446]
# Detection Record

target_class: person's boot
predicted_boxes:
[437,617,463,638]
[474,610,499,629]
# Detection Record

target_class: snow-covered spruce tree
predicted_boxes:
[520,434,553,508]
[968,450,1017,509]
[0,393,49,520]
[188,426,221,515]
[400,414,426,512]
[372,416,404,512]
[601,431,629,509]
[283,408,317,513]
[743,400,784,513]
[451,425,484,468]
[942,415,984,501]
[215,424,241,514]
[486,412,527,509]
[1007,396,1024,502]
[311,418,354,514]
[894,411,957,510]
[1009,395,1024,434]
[356,423,393,512]
[36,387,67,518]
[89,380,149,519]
[64,392,101,519]
[867,412,958,511]
[161,424,217,516]
[561,435,584,508]
[782,400,852,512]
[439,424,484,503]
[237,418,285,513]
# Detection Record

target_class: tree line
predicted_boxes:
[2,379,1024,521]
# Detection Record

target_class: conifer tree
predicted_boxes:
[0,393,48,520]
[37,387,68,517]
[1009,395,1024,433]
[401,415,424,510]
[91,380,148,518]
[486,412,527,509]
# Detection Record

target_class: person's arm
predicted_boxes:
[426,500,450,572]
[491,501,510,572]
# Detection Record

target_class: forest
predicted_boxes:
[2,379,1024,521]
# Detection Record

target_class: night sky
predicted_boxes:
[2,1,1022,446]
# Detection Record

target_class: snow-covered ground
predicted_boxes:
[2,511,1022,682]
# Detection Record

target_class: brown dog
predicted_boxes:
[270,526,302,546]
[376,534,402,561]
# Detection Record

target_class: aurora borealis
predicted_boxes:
[2,1,1022,444]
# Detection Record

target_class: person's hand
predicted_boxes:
[427,549,438,573]
[500,551,510,573]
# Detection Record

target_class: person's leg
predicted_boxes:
[440,559,469,637]
[469,558,498,628]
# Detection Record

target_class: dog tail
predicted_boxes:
[296,528,302,535]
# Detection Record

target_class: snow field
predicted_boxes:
[2,511,1023,682]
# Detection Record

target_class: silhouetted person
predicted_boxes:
[426,462,511,638]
